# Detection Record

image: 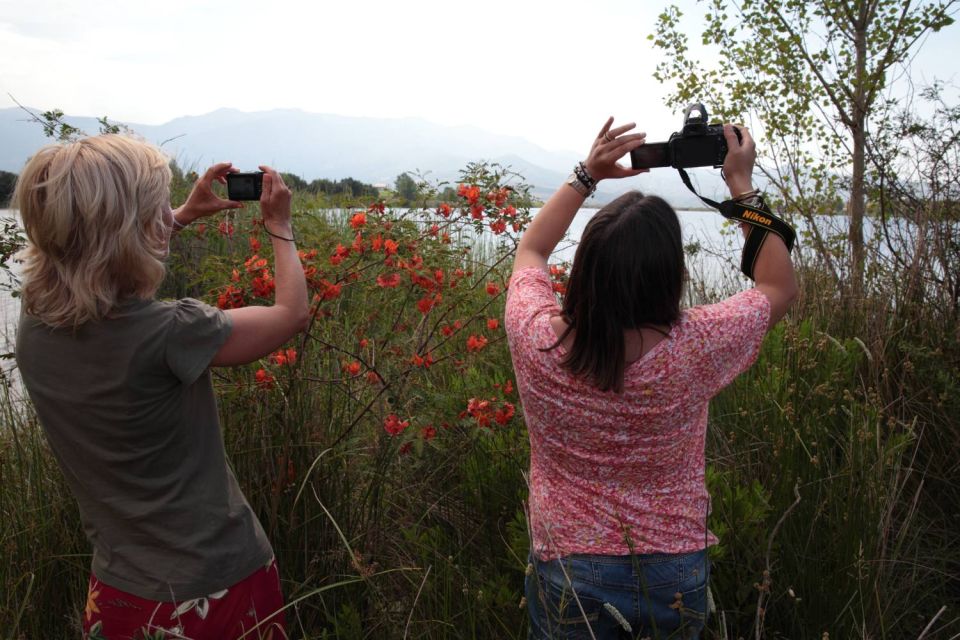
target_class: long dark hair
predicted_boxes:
[544,191,685,393]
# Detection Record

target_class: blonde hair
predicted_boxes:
[14,135,172,327]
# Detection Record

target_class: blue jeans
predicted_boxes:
[526,550,709,639]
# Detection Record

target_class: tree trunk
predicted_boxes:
[849,4,869,301]
[850,121,866,299]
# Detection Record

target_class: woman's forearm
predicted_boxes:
[518,184,586,260]
[268,222,309,326]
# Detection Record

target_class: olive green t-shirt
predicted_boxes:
[16,297,273,601]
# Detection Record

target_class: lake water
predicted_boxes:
[559,207,749,293]
[0,205,808,343]
[0,210,20,358]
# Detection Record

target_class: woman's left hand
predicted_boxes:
[583,117,649,182]
[175,162,244,224]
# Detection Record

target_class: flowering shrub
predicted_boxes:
[170,162,538,452]
[155,161,548,632]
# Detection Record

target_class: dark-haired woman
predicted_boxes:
[506,119,797,639]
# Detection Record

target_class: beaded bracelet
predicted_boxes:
[732,188,760,202]
[575,162,597,191]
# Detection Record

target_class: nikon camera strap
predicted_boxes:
[676,168,796,281]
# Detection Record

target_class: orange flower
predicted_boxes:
[330,243,351,266]
[343,361,361,376]
[489,220,506,235]
[470,203,484,220]
[464,185,480,203]
[466,334,489,352]
[349,212,367,228]
[352,232,365,253]
[252,273,275,298]
[377,273,401,288]
[410,352,434,368]
[487,318,499,330]
[255,368,275,390]
[437,203,452,217]
[319,279,342,300]
[495,402,515,425]
[421,425,437,441]
[271,348,297,366]
[384,239,399,256]
[217,285,246,310]
[249,237,261,252]
[384,414,410,436]
[245,255,268,273]
[417,294,441,314]
[486,282,500,296]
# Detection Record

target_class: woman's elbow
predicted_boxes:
[292,306,311,333]
[785,276,799,309]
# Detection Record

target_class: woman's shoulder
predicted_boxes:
[681,289,769,327]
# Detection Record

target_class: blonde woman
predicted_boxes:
[14,134,308,638]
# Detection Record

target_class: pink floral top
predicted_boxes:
[505,267,770,560]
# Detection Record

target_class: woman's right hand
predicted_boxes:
[258,165,293,234]
[583,117,648,182]
[722,124,756,198]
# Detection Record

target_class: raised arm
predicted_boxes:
[210,167,309,366]
[512,117,647,273]
[722,125,798,329]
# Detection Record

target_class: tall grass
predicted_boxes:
[1,168,957,638]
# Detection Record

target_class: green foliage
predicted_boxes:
[1,161,535,637]
[3,108,957,638]
[395,172,418,204]
[281,172,380,202]
[651,0,959,288]
[0,170,17,207]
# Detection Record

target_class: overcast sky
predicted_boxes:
[1,0,957,155]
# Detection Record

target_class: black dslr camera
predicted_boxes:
[630,103,740,170]
[226,172,264,201]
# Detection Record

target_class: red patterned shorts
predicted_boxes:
[81,559,287,639]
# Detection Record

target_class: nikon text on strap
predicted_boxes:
[676,168,796,280]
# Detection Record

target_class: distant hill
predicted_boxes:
[0,107,728,207]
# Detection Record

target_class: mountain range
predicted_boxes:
[0,106,727,207]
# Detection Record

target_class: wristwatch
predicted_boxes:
[566,173,595,198]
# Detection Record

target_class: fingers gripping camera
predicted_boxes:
[630,104,741,170]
